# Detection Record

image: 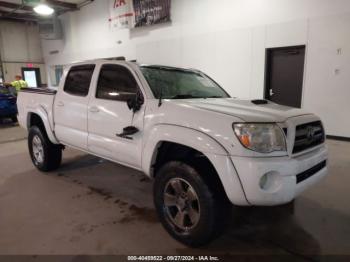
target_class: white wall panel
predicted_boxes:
[212,29,252,99]
[0,22,28,62]
[250,26,266,99]
[0,21,46,83]
[0,21,43,63]
[27,24,43,62]
[304,14,350,137]
[265,20,308,48]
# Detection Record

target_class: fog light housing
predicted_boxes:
[259,171,282,192]
[260,174,269,190]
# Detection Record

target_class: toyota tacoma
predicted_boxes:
[17,60,328,246]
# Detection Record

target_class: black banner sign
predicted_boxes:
[133,0,171,27]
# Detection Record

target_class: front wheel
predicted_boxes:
[154,161,228,247]
[28,126,62,172]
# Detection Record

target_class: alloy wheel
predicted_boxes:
[163,178,201,232]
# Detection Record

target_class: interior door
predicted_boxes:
[265,46,306,108]
[54,64,95,150]
[87,63,145,169]
[22,68,41,87]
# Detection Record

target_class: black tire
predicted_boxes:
[11,115,18,123]
[28,126,62,172]
[154,161,229,247]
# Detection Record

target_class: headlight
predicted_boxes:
[233,123,286,153]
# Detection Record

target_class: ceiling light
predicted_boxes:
[34,4,54,16]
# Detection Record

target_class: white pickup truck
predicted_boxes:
[18,59,328,246]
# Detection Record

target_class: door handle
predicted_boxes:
[269,89,275,97]
[89,106,100,113]
[57,101,64,107]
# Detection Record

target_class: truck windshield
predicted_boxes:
[140,66,230,99]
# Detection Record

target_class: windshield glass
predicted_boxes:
[140,66,230,99]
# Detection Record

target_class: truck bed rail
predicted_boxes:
[20,88,57,95]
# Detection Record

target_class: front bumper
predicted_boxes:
[231,145,328,206]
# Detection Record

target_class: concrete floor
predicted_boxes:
[0,125,349,259]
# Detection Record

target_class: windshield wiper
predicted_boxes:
[171,94,199,99]
[204,96,223,99]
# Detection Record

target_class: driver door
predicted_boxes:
[87,63,145,169]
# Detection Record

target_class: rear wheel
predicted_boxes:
[28,126,62,172]
[154,161,229,247]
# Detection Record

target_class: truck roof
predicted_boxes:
[67,57,197,72]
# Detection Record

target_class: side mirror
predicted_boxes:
[127,96,136,111]
[127,90,144,113]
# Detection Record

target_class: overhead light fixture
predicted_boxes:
[33,4,54,16]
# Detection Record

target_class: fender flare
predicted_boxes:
[142,124,249,206]
[27,107,59,144]
[142,124,227,175]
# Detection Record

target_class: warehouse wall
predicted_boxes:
[0,21,47,84]
[41,0,350,137]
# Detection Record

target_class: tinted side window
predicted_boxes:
[96,64,138,101]
[64,65,95,97]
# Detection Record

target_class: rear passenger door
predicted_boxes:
[87,63,145,169]
[54,64,95,150]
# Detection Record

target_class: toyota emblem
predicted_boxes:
[306,126,316,142]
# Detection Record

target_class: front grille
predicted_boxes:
[293,121,325,154]
[296,160,327,183]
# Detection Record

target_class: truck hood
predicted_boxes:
[171,98,311,122]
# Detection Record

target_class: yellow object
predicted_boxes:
[11,80,28,92]
[240,135,251,147]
